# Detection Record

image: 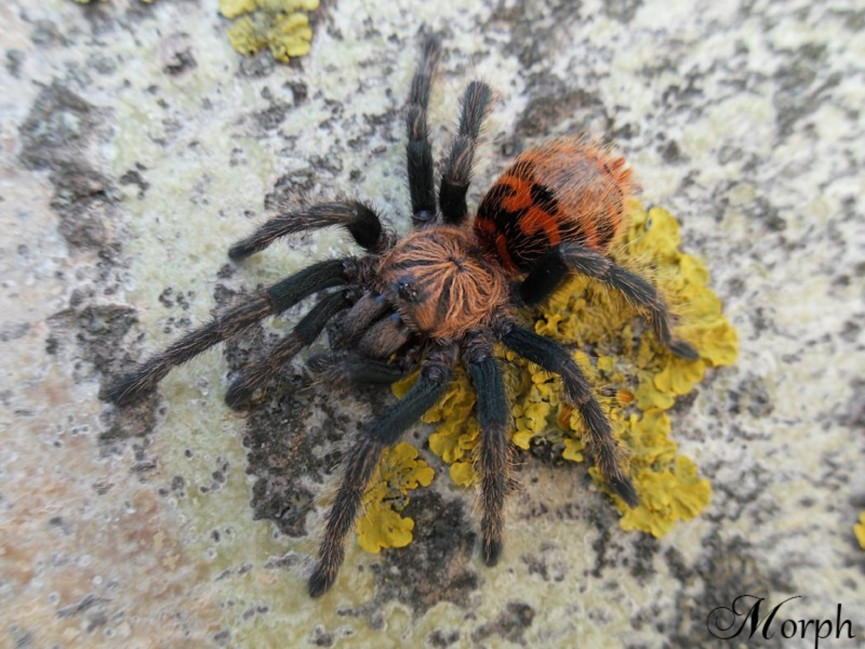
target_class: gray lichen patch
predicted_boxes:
[18,82,104,171]
[369,491,478,613]
[19,81,119,251]
[50,162,120,250]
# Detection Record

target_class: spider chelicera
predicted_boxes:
[102,35,698,597]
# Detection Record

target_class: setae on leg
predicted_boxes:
[228,201,392,261]
[517,243,699,360]
[102,258,351,406]
[405,35,441,227]
[500,323,639,507]
[439,80,493,225]
[463,335,510,566]
[306,353,408,388]
[224,290,353,409]
[308,344,456,597]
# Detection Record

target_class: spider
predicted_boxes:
[102,35,698,598]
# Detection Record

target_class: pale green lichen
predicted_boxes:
[855,512,865,551]
[356,442,435,553]
[386,199,738,541]
[219,0,318,63]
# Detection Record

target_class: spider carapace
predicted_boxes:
[102,35,698,598]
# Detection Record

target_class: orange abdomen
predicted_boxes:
[473,138,634,274]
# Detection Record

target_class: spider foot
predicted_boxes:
[224,375,261,411]
[308,562,336,599]
[670,339,699,360]
[100,370,157,407]
[609,475,639,508]
[481,537,502,567]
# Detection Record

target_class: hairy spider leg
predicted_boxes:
[308,344,457,598]
[439,80,493,225]
[463,335,509,566]
[228,201,391,261]
[406,35,442,227]
[101,259,350,406]
[518,243,699,360]
[324,291,413,359]
[224,290,354,409]
[306,352,408,387]
[501,324,639,508]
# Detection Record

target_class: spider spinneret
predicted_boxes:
[102,35,699,598]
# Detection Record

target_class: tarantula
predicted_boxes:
[102,36,698,597]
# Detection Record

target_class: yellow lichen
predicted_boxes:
[219,0,319,63]
[355,442,434,553]
[855,512,865,551]
[386,199,736,543]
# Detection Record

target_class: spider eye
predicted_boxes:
[397,279,418,303]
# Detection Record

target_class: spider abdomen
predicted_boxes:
[474,138,634,274]
[378,226,507,340]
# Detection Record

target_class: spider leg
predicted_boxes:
[500,323,639,507]
[517,243,699,360]
[101,258,351,406]
[224,290,352,409]
[307,353,407,388]
[406,35,442,227]
[331,291,389,345]
[439,80,493,225]
[228,201,391,261]
[463,336,509,566]
[308,344,456,598]
[356,312,412,358]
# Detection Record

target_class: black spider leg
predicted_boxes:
[224,289,354,409]
[101,258,352,407]
[228,201,392,261]
[517,243,699,360]
[462,334,509,566]
[500,323,639,507]
[439,80,492,224]
[405,35,442,227]
[308,343,457,598]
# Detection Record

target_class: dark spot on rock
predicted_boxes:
[6,49,25,78]
[72,304,138,375]
[19,81,101,172]
[660,139,683,163]
[163,48,197,76]
[311,626,334,647]
[472,601,535,644]
[50,162,119,250]
[427,628,461,647]
[213,629,231,646]
[30,20,66,47]
[264,170,317,208]
[488,1,585,68]
[527,437,568,466]
[603,0,643,22]
[370,490,477,613]
[0,322,31,343]
[253,101,290,131]
[239,51,276,78]
[288,81,308,104]
[773,43,840,137]
[666,533,792,645]
[119,168,150,198]
[516,81,606,138]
